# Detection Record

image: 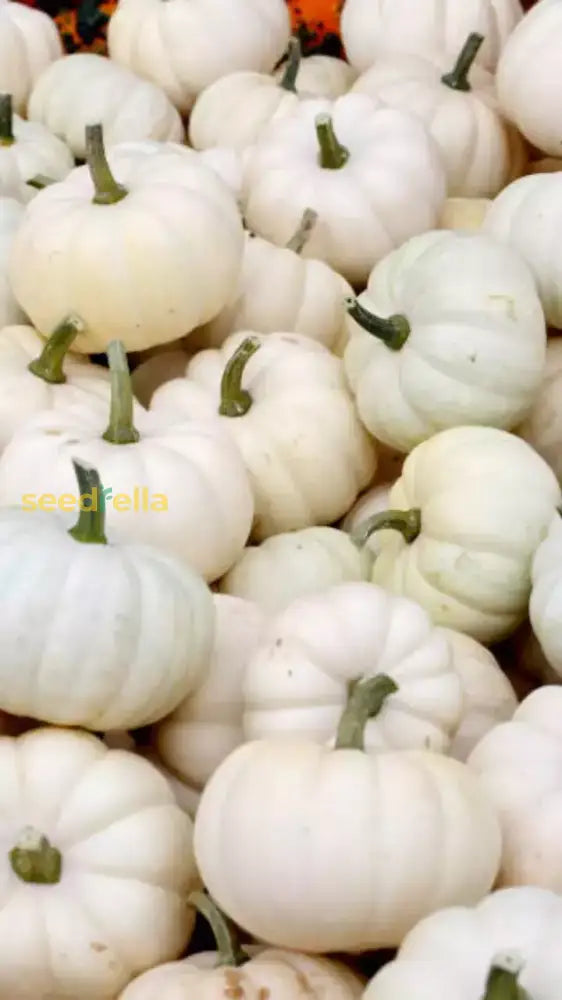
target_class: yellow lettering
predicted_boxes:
[113,494,130,511]
[141,486,149,511]
[80,489,98,511]
[151,494,168,512]
[58,494,76,512]
[21,494,37,511]
[41,493,56,511]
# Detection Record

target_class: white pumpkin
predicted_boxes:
[194,214,353,352]
[9,126,244,353]
[218,527,373,612]
[529,510,562,677]
[0,315,112,451]
[341,0,523,74]
[155,594,267,796]
[438,195,492,229]
[136,748,202,818]
[0,341,254,583]
[242,93,446,287]
[274,52,358,99]
[483,172,562,328]
[119,892,365,999]
[0,93,73,202]
[344,229,546,453]
[496,0,562,157]
[149,331,377,540]
[0,196,25,326]
[519,334,562,480]
[242,581,463,752]
[108,0,291,114]
[360,426,561,643]
[0,725,198,999]
[443,628,517,761]
[0,0,63,114]
[351,34,526,198]
[0,458,215,730]
[198,145,247,206]
[468,687,562,892]
[342,481,394,557]
[363,886,562,999]
[194,676,502,952]
[27,53,184,158]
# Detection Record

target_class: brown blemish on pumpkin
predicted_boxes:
[296,970,314,993]
[224,969,246,998]
[257,989,271,1000]
[90,942,108,952]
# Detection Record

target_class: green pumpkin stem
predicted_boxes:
[67,460,108,545]
[345,297,410,350]
[315,112,350,169]
[102,340,140,444]
[279,37,302,92]
[352,509,422,549]
[286,208,318,254]
[335,676,399,750]
[188,891,249,968]
[28,314,86,384]
[26,174,56,190]
[85,123,128,205]
[219,336,261,417]
[0,94,14,146]
[9,828,62,884]
[441,32,485,92]
[482,960,531,1000]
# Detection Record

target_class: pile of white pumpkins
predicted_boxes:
[4,0,562,995]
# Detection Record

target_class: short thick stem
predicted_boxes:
[85,124,128,205]
[26,174,56,190]
[219,336,261,417]
[352,508,422,549]
[279,37,302,92]
[441,32,484,91]
[68,460,108,544]
[315,113,350,169]
[28,314,85,384]
[0,94,14,146]
[482,962,531,1000]
[10,828,62,884]
[336,676,398,750]
[102,340,140,444]
[188,891,248,968]
[286,208,318,254]
[345,297,410,350]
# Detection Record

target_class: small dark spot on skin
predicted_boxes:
[469,354,477,362]
[275,638,283,647]
[224,969,245,998]
[258,990,271,1000]
[295,971,314,993]
[90,942,108,952]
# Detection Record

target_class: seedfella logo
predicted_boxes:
[21,487,168,513]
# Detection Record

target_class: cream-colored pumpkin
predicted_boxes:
[362,426,561,643]
[529,510,562,678]
[155,594,267,797]
[344,229,546,453]
[351,34,526,198]
[242,93,446,287]
[519,337,562,481]
[0,0,63,114]
[0,726,198,999]
[341,0,523,74]
[9,128,244,353]
[0,342,254,583]
[274,53,358,99]
[218,527,373,612]
[149,331,377,540]
[194,215,353,352]
[198,145,247,206]
[28,53,183,158]
[0,196,25,326]
[0,93,73,202]
[194,677,502,952]
[438,195,492,229]
[108,0,291,114]
[136,748,202,818]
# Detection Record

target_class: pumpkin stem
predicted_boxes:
[85,123,128,205]
[352,508,422,548]
[345,297,410,350]
[9,827,62,884]
[26,174,56,190]
[68,460,108,545]
[286,208,318,254]
[188,891,249,968]
[219,336,261,417]
[279,37,302,92]
[335,676,398,750]
[28,314,86,384]
[0,94,14,146]
[315,112,350,169]
[441,32,484,92]
[482,958,531,999]
[102,340,140,444]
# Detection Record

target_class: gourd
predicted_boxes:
[0,196,25,326]
[468,686,562,892]
[529,510,562,678]
[9,125,244,353]
[0,725,198,999]
[0,93,73,202]
[438,195,492,229]
[194,675,502,952]
[189,38,306,151]
[350,33,526,198]
[363,886,562,999]
[0,315,112,452]
[341,0,523,75]
[155,594,267,800]
[119,892,365,999]
[27,54,184,158]
[218,527,373,612]
[242,581,464,751]
[149,331,377,541]
[357,426,561,643]
[0,341,255,583]
[496,0,562,157]
[274,52,358,98]
[108,0,291,115]
[194,211,353,352]
[343,229,546,453]
[519,337,562,480]
[242,93,446,287]
[0,0,63,114]
[0,458,216,730]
